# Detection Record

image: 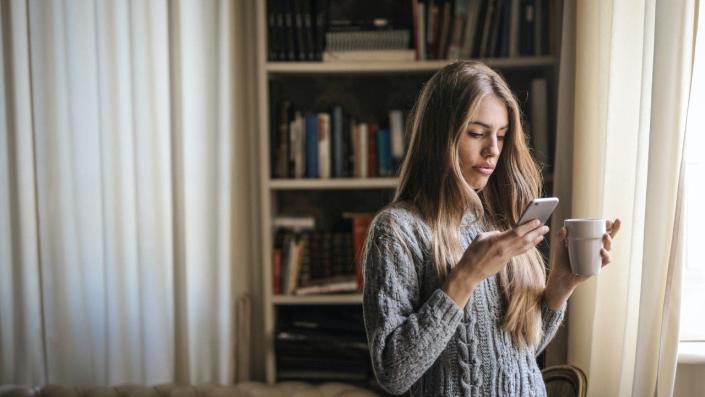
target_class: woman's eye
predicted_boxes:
[498,135,506,141]
[467,131,483,138]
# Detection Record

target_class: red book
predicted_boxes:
[343,212,375,292]
[272,250,282,295]
[367,123,378,178]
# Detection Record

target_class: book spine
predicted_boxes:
[389,110,404,171]
[272,250,282,294]
[317,113,331,179]
[267,0,278,61]
[302,0,315,60]
[367,123,378,178]
[314,0,327,61]
[530,78,549,164]
[277,101,291,178]
[436,0,452,59]
[350,215,374,292]
[284,0,297,60]
[520,0,535,55]
[294,0,307,60]
[332,106,344,177]
[508,0,521,57]
[305,113,319,178]
[447,0,469,59]
[358,123,368,178]
[274,0,288,60]
[378,129,393,177]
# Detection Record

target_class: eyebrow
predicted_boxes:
[468,121,509,130]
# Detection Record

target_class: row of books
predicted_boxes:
[272,213,374,296]
[272,102,407,179]
[414,0,552,60]
[275,305,372,384]
[267,0,553,63]
[267,0,327,61]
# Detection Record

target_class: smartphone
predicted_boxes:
[517,197,560,226]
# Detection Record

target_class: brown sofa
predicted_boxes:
[0,382,379,397]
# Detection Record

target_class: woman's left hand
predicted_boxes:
[544,218,622,310]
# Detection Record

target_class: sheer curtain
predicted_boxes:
[548,0,698,395]
[0,0,256,384]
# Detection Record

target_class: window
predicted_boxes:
[679,8,705,343]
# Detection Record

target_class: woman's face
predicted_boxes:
[458,95,508,191]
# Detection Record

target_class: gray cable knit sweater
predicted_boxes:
[362,204,566,397]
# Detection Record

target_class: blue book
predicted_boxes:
[332,106,344,178]
[377,128,392,177]
[305,113,319,178]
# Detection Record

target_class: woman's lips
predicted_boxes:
[472,166,495,176]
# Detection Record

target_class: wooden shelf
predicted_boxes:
[272,294,363,305]
[266,56,557,74]
[269,178,399,190]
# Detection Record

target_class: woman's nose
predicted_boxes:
[482,138,500,157]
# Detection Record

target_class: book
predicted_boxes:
[283,0,297,60]
[377,128,392,177]
[460,0,483,58]
[322,49,416,62]
[317,112,331,178]
[332,106,345,177]
[313,0,328,61]
[292,112,305,178]
[305,113,319,178]
[413,0,427,60]
[427,0,440,59]
[273,216,316,230]
[277,101,292,178]
[343,212,375,292]
[272,249,282,294]
[267,0,278,61]
[447,0,469,59]
[294,276,358,295]
[530,78,549,165]
[479,0,496,58]
[509,0,521,57]
[292,0,307,60]
[389,110,405,171]
[367,123,378,178]
[520,0,535,55]
[436,0,452,59]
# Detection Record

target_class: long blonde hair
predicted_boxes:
[394,61,545,347]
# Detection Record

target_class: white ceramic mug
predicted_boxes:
[564,219,607,276]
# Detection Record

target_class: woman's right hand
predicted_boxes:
[442,219,549,307]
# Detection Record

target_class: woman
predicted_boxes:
[362,61,621,396]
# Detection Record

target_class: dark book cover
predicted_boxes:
[283,0,298,60]
[520,0,535,55]
[367,123,378,178]
[331,105,344,177]
[267,0,278,60]
[313,0,328,60]
[292,0,307,60]
[497,0,512,56]
[305,113,319,178]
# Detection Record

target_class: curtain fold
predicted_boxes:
[0,0,254,384]
[550,0,698,395]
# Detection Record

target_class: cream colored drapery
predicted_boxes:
[548,0,699,395]
[0,0,257,384]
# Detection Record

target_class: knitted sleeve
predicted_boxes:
[362,213,463,395]
[536,299,566,354]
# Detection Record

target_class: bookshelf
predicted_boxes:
[255,0,564,388]
[266,56,556,73]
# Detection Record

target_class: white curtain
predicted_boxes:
[0,0,255,384]
[548,0,698,395]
